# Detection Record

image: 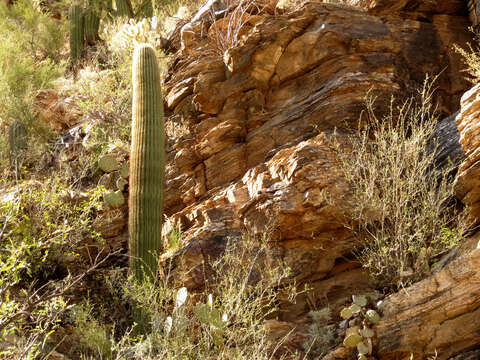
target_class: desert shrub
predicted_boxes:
[0,179,106,358]
[0,179,103,286]
[67,235,296,360]
[334,78,465,289]
[0,0,67,122]
[0,0,67,172]
[454,34,480,84]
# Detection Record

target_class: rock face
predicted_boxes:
[161,0,472,319]
[468,0,480,26]
[128,0,480,358]
[455,84,480,224]
[346,0,467,17]
[377,247,480,360]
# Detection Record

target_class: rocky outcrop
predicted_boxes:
[455,84,480,223]
[160,0,473,317]
[346,0,467,17]
[376,246,480,360]
[468,0,480,26]
[164,1,471,215]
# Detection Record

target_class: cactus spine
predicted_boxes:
[129,44,164,281]
[69,5,84,64]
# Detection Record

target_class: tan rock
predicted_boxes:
[35,89,83,131]
[154,2,477,356]
[160,0,473,301]
[455,84,480,223]
[376,248,480,360]
[92,208,127,239]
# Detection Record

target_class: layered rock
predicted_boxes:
[345,0,467,17]
[376,246,480,360]
[163,1,471,217]
[160,1,472,314]
[468,0,480,27]
[455,84,480,223]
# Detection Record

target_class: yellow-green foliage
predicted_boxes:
[72,235,296,360]
[0,179,105,356]
[0,0,66,170]
[334,78,465,289]
[454,40,480,84]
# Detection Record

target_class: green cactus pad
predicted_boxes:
[365,310,381,324]
[120,162,129,178]
[359,327,374,338]
[341,307,353,320]
[129,44,164,281]
[98,154,119,172]
[357,341,370,355]
[353,295,367,307]
[343,334,363,348]
[116,177,128,191]
[349,303,361,314]
[104,191,125,207]
[346,326,360,337]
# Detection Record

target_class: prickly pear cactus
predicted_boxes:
[69,4,84,65]
[129,43,164,281]
[84,7,100,45]
[8,121,28,176]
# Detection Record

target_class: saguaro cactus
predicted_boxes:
[69,4,84,64]
[8,121,27,177]
[136,0,153,18]
[129,44,164,281]
[84,7,100,45]
[115,0,133,18]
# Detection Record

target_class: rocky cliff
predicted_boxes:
[84,0,480,358]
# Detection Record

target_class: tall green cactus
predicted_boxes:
[84,7,100,45]
[69,5,84,65]
[9,121,27,177]
[115,0,133,18]
[129,44,164,281]
[136,0,153,18]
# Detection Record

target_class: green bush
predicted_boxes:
[0,179,105,357]
[0,0,67,172]
[67,235,296,360]
[334,78,465,289]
